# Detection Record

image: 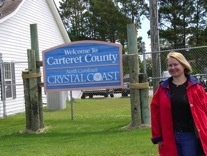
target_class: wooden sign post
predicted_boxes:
[123,24,150,129]
[22,24,44,132]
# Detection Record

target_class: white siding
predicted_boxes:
[0,0,67,117]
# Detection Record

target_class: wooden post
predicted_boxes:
[27,49,40,131]
[149,0,161,92]
[30,24,44,128]
[126,24,142,128]
[139,74,150,125]
[22,70,31,129]
[30,24,40,63]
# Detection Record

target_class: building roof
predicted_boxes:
[0,0,23,19]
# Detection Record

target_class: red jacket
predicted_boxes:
[151,75,207,156]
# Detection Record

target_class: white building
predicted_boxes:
[0,0,70,118]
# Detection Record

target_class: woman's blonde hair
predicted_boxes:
[166,52,192,75]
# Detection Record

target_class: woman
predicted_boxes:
[150,52,207,156]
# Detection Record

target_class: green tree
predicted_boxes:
[159,0,194,49]
[59,0,131,50]
[188,0,207,46]
[59,0,150,54]
[59,0,89,41]
[114,0,149,27]
[158,0,207,49]
[89,0,130,44]
[115,0,149,53]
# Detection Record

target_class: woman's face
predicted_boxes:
[167,57,185,78]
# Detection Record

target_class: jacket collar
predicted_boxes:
[160,75,201,88]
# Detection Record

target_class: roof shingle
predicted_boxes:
[0,0,23,19]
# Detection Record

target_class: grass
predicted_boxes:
[0,97,158,156]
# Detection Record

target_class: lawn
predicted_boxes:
[0,97,158,156]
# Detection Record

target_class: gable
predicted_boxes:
[0,0,70,42]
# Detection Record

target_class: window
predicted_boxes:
[3,62,16,99]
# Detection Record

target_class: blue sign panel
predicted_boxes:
[42,40,123,92]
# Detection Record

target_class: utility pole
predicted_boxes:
[149,0,161,93]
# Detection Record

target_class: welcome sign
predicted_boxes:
[42,40,123,92]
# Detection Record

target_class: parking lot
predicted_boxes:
[68,88,153,100]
